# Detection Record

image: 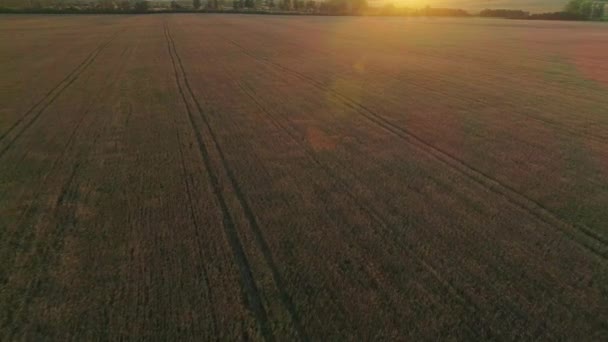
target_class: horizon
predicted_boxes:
[10,0,566,13]
[375,0,564,12]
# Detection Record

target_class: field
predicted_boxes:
[1,14,607,340]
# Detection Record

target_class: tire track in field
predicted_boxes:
[229,21,608,144]
[5,154,88,340]
[234,78,540,340]
[225,38,608,261]
[163,23,275,342]
[0,77,111,288]
[167,22,310,342]
[1,37,130,336]
[265,25,599,127]
[172,93,219,338]
[1,49,125,333]
[0,30,125,239]
[235,75,605,339]
[0,29,122,159]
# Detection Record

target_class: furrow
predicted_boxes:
[234,77,494,340]
[0,32,130,337]
[173,85,219,338]
[0,70,112,286]
[222,20,608,144]
[225,38,608,260]
[0,29,122,159]
[167,23,310,342]
[5,158,85,340]
[236,74,594,339]
[163,22,274,342]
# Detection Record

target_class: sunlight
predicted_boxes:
[381,0,433,7]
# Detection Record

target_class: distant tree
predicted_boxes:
[267,0,275,9]
[528,11,586,20]
[30,0,43,8]
[209,0,220,9]
[51,1,64,10]
[171,0,181,9]
[565,0,590,16]
[422,7,470,17]
[134,0,148,12]
[479,9,529,19]
[97,0,115,10]
[245,0,254,8]
[564,0,606,18]
[305,0,315,12]
[323,0,367,14]
[118,0,131,11]
[193,0,201,8]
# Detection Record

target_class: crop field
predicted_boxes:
[1,14,607,340]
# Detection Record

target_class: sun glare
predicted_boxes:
[387,0,430,7]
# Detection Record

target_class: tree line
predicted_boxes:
[480,0,606,20]
[0,0,472,16]
[0,0,605,20]
[0,0,151,13]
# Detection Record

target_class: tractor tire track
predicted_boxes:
[172,89,219,338]
[175,129,220,338]
[236,76,600,337]
[225,38,608,261]
[238,25,608,145]
[5,154,87,340]
[1,46,125,332]
[0,34,129,332]
[163,23,274,342]
[6,67,134,334]
[0,29,123,159]
[0,83,110,288]
[166,23,310,342]
[222,21,608,145]
[235,78,554,340]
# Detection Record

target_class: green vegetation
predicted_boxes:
[0,0,473,16]
[0,0,605,20]
[565,0,606,18]
[478,0,607,20]
[480,9,530,18]
[0,0,151,13]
